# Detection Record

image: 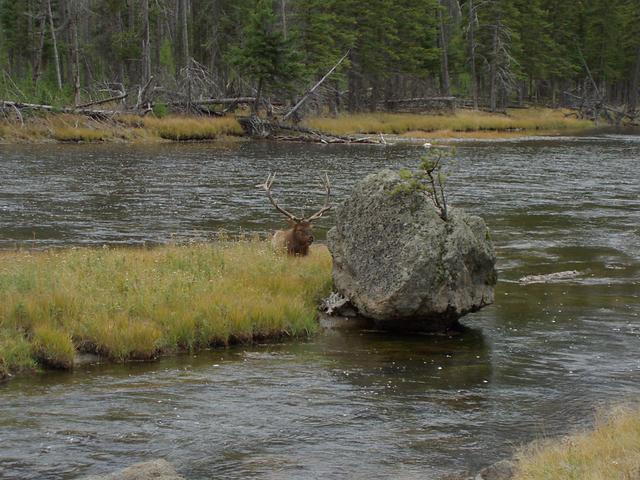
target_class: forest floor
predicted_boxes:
[0,107,595,144]
[303,108,595,140]
[0,241,332,380]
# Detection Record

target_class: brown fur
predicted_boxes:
[272,221,314,256]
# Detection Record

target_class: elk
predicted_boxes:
[258,172,331,256]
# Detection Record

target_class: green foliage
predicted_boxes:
[0,0,638,113]
[152,101,169,118]
[159,39,176,76]
[393,146,454,221]
[230,0,303,102]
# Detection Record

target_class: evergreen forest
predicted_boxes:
[1,0,639,114]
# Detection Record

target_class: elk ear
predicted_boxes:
[286,218,297,227]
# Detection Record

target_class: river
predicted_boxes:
[0,135,639,479]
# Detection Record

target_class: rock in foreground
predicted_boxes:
[327,170,496,332]
[81,459,184,480]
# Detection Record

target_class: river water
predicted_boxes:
[0,135,639,479]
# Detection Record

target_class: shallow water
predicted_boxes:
[1,135,639,479]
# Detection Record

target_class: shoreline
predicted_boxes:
[0,241,333,382]
[0,108,602,145]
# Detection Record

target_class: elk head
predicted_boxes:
[258,172,331,256]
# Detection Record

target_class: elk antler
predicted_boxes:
[306,173,332,222]
[257,172,303,222]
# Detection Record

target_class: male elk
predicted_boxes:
[258,172,331,256]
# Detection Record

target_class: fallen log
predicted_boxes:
[168,97,258,106]
[75,92,128,109]
[237,116,385,144]
[0,100,126,118]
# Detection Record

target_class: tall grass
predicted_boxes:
[0,242,332,378]
[0,113,243,143]
[514,405,640,480]
[136,115,244,140]
[304,108,594,136]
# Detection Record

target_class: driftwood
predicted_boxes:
[238,116,384,144]
[75,93,128,109]
[168,97,258,107]
[0,100,130,119]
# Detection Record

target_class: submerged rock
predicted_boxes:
[327,170,496,332]
[475,460,516,480]
[81,459,184,480]
[519,270,581,284]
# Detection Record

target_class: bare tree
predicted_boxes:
[46,0,62,90]
[142,0,151,85]
[69,1,81,105]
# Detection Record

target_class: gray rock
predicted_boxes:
[81,459,184,480]
[475,460,516,480]
[327,170,496,331]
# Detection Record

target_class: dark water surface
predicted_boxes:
[1,135,639,479]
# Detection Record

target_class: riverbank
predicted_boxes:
[0,108,595,144]
[512,404,640,480]
[0,241,332,380]
[0,113,244,143]
[303,108,594,139]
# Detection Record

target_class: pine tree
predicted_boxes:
[230,0,302,114]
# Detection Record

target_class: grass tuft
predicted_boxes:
[514,404,640,480]
[32,325,75,369]
[0,241,332,376]
[52,126,112,142]
[140,116,244,140]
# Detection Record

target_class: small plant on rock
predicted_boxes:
[395,145,453,221]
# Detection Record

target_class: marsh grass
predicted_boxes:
[0,113,243,143]
[304,108,593,136]
[0,242,332,377]
[514,405,640,480]
[137,116,244,140]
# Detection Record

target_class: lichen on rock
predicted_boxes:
[327,169,497,332]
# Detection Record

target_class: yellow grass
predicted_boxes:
[0,241,332,378]
[304,108,594,137]
[0,113,243,143]
[514,405,640,480]
[133,115,244,140]
[52,126,113,142]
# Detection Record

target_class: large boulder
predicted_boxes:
[327,169,496,332]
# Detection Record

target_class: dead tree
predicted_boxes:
[46,0,62,90]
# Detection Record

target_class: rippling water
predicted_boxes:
[1,135,639,479]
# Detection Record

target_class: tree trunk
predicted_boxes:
[70,3,81,105]
[68,2,80,105]
[281,0,287,40]
[489,23,499,112]
[438,6,451,96]
[142,0,151,85]
[630,45,640,113]
[253,77,264,115]
[46,0,62,90]
[33,1,47,85]
[181,0,190,69]
[468,0,478,109]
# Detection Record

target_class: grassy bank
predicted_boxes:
[514,405,640,479]
[0,113,244,143]
[0,107,594,144]
[304,108,594,138]
[0,242,333,379]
